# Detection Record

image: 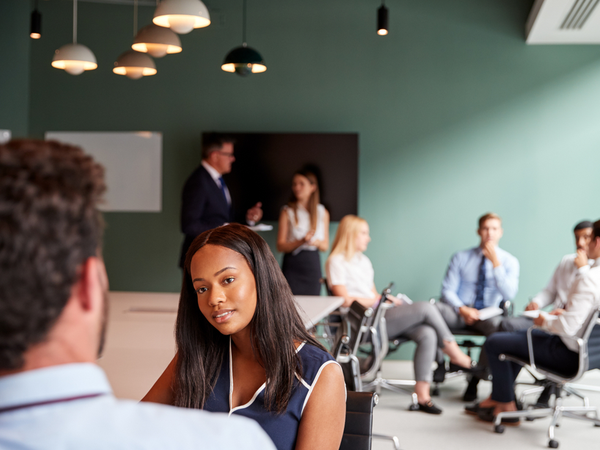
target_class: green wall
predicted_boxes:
[8,0,600,332]
[0,1,31,138]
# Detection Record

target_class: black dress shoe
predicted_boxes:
[416,400,443,415]
[477,407,520,425]
[449,361,479,374]
[462,377,479,402]
[464,402,493,416]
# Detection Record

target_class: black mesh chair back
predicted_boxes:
[588,324,600,370]
[339,391,376,450]
[331,301,373,391]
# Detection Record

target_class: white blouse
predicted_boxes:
[326,252,376,299]
[283,204,326,255]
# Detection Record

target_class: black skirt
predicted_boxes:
[281,250,322,295]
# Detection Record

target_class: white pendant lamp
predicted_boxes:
[114,0,157,79]
[113,51,157,79]
[153,0,210,34]
[132,24,182,58]
[51,0,97,75]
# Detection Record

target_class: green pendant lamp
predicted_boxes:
[221,0,266,76]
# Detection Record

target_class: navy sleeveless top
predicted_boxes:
[203,339,339,450]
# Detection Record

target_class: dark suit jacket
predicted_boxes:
[179,165,233,267]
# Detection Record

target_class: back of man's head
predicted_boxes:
[0,139,105,371]
[201,133,235,160]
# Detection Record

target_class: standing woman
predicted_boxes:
[277,170,329,295]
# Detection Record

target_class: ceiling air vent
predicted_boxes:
[560,0,600,29]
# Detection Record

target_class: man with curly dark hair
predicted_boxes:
[0,139,274,450]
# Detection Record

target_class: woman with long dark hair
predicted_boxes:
[277,169,329,295]
[143,224,345,450]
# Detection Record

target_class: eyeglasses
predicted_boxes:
[217,151,235,158]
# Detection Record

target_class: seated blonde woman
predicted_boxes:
[326,215,473,414]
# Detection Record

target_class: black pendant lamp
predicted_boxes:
[377,1,389,36]
[221,0,266,76]
[30,0,42,39]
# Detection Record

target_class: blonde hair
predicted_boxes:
[288,171,320,231]
[329,215,368,261]
[478,212,502,229]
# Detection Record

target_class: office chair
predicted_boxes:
[491,306,600,449]
[360,286,418,408]
[429,297,513,394]
[332,303,400,450]
[332,284,419,408]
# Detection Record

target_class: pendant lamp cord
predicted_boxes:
[242,0,247,45]
[133,0,138,37]
[72,0,77,43]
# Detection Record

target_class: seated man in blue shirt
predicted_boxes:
[436,212,520,402]
[0,139,275,450]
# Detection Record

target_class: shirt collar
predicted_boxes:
[201,160,222,183]
[0,363,112,410]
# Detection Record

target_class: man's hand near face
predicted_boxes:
[482,241,501,268]
[574,248,588,269]
[459,306,480,325]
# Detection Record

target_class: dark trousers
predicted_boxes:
[435,302,503,373]
[485,330,579,403]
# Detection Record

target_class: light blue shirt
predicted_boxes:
[0,363,275,450]
[441,245,520,310]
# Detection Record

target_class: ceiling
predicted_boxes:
[526,0,600,44]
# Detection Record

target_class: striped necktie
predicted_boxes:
[474,255,486,310]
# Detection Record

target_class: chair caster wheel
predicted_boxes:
[594,423,600,428]
[408,403,419,411]
[494,425,505,434]
[548,439,559,448]
[431,387,440,397]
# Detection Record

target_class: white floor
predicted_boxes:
[371,361,600,450]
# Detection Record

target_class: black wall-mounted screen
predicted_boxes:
[215,132,359,222]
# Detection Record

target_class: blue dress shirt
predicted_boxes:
[0,363,275,450]
[441,246,520,310]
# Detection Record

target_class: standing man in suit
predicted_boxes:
[179,133,263,267]
[436,212,520,401]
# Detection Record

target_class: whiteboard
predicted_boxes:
[45,131,162,212]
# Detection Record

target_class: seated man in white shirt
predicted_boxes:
[498,220,594,407]
[0,139,275,450]
[501,221,594,332]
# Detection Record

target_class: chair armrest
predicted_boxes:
[499,299,513,317]
[526,325,585,372]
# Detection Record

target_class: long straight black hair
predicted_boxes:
[174,223,326,413]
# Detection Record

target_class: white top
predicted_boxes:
[532,253,593,309]
[202,160,231,205]
[326,252,376,299]
[541,260,600,352]
[0,363,275,450]
[284,204,326,255]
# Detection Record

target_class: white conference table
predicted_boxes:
[97,291,343,400]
